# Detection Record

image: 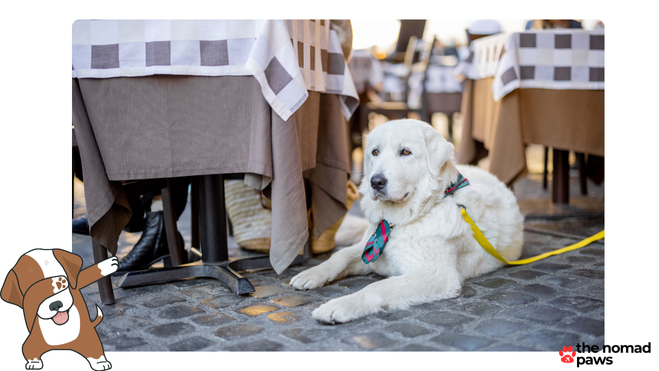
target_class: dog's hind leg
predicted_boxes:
[290,245,374,291]
[312,268,462,324]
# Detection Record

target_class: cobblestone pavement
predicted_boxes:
[72,171,604,352]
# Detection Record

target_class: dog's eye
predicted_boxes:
[372,149,379,156]
[401,149,411,156]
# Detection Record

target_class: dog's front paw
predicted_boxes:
[313,295,369,324]
[98,257,119,276]
[289,265,336,291]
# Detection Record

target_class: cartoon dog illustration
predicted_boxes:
[2,248,118,370]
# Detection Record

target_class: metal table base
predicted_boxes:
[117,174,306,295]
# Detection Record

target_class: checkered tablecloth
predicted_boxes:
[72,20,358,121]
[455,29,604,101]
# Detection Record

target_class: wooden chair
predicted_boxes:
[361,36,437,125]
[382,20,426,64]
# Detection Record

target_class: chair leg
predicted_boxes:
[447,113,454,143]
[161,179,186,266]
[191,177,200,249]
[92,239,115,305]
[576,152,588,196]
[542,146,549,190]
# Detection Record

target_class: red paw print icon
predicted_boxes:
[560,345,576,363]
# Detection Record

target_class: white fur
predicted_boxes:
[290,119,524,324]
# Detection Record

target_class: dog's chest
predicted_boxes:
[37,305,81,346]
[369,228,439,276]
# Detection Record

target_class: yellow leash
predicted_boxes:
[459,207,605,265]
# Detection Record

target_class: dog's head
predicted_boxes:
[360,119,458,222]
[1,249,83,331]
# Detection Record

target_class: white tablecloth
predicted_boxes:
[455,29,605,101]
[72,20,359,121]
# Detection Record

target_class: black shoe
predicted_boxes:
[72,214,90,235]
[116,211,184,273]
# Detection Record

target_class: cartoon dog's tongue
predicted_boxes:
[53,311,69,325]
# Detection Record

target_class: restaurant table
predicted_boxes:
[72,20,359,296]
[454,29,604,203]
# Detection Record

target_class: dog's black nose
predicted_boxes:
[49,301,63,312]
[370,174,387,191]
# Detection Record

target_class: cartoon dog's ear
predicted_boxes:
[52,249,83,289]
[1,270,24,308]
[423,125,454,177]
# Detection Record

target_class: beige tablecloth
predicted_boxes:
[73,75,350,274]
[458,77,604,185]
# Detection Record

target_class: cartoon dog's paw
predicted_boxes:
[88,356,112,370]
[289,265,336,291]
[98,257,119,276]
[25,359,43,370]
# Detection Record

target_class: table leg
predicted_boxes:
[92,239,115,305]
[118,174,305,295]
[552,148,570,204]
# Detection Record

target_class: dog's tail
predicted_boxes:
[90,305,104,327]
[335,214,370,246]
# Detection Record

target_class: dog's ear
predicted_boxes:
[1,270,24,308]
[423,125,454,177]
[363,134,373,178]
[52,249,83,289]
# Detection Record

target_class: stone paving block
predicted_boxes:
[235,305,279,317]
[281,328,336,344]
[144,322,196,338]
[547,296,604,313]
[192,313,236,327]
[507,269,547,280]
[398,344,440,351]
[90,303,134,319]
[340,277,380,291]
[224,339,285,351]
[579,248,604,257]
[473,278,516,289]
[213,323,265,340]
[544,275,583,289]
[570,269,604,280]
[483,291,538,306]
[529,262,574,272]
[515,283,558,298]
[250,284,291,298]
[459,285,478,298]
[167,336,215,351]
[473,319,532,337]
[416,311,475,328]
[266,311,305,324]
[102,334,148,350]
[517,329,581,350]
[506,305,575,323]
[376,309,415,321]
[310,285,347,298]
[181,284,230,299]
[456,302,503,316]
[565,256,597,264]
[271,294,317,307]
[159,304,205,319]
[385,323,432,338]
[586,284,604,300]
[555,317,604,337]
[341,332,398,350]
[139,294,187,308]
[201,294,244,309]
[430,333,496,351]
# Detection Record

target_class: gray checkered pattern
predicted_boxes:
[72,20,358,120]
[455,29,604,101]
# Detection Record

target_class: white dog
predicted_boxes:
[290,119,524,324]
